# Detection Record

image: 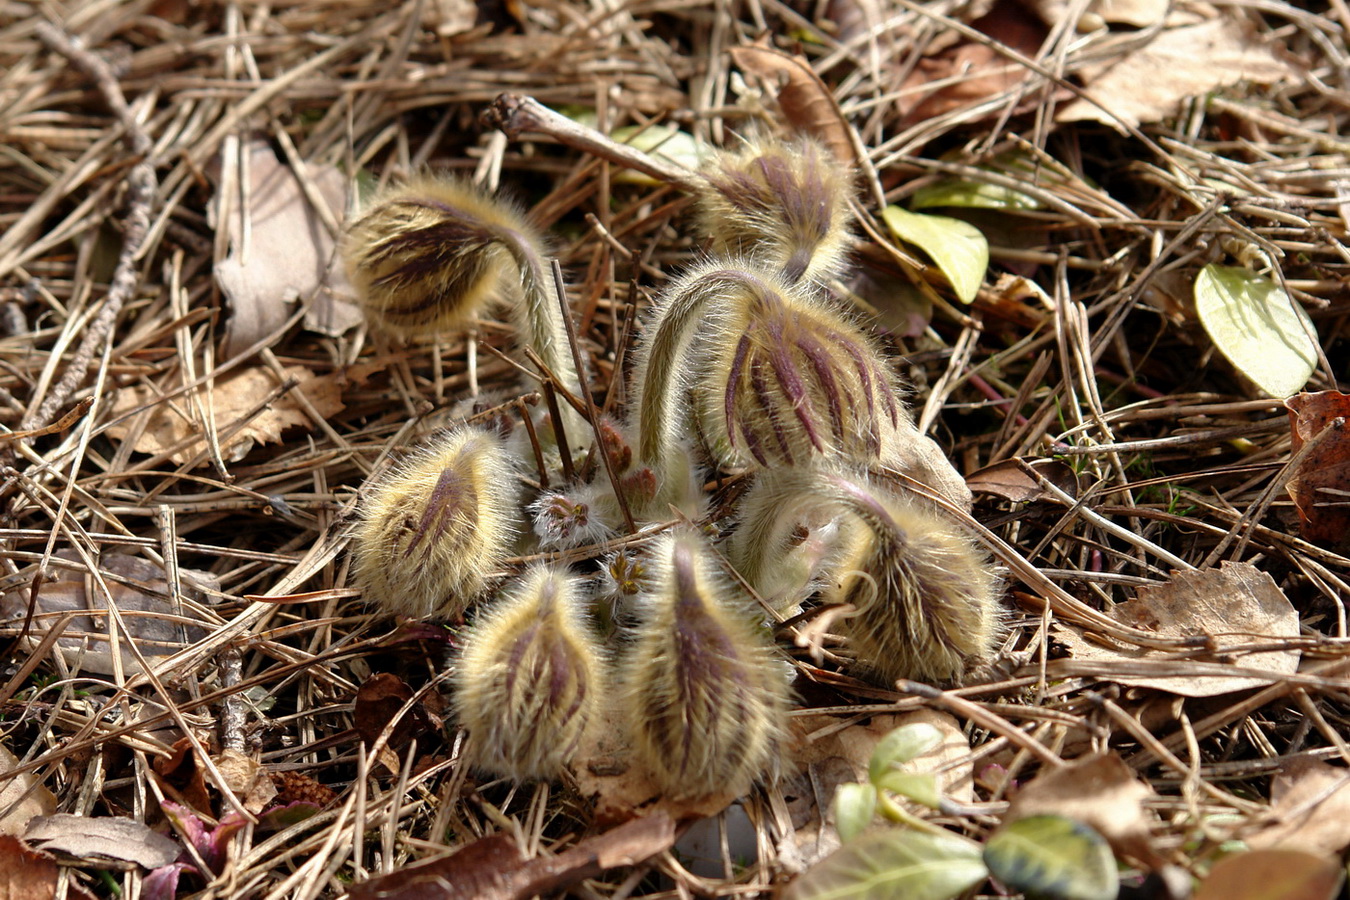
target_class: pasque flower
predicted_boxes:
[630,261,908,505]
[455,565,603,780]
[620,531,790,799]
[696,137,854,284]
[352,425,518,619]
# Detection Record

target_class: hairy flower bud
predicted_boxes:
[631,262,909,492]
[620,531,790,800]
[455,565,603,781]
[352,425,519,619]
[697,137,854,283]
[732,469,1002,684]
[341,177,580,407]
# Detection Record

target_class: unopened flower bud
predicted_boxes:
[455,565,603,781]
[341,176,581,408]
[352,425,519,619]
[621,531,790,799]
[631,262,909,487]
[697,137,854,283]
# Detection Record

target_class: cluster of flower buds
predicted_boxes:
[339,130,1002,797]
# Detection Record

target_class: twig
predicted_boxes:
[26,24,158,432]
[551,261,635,532]
[483,94,705,193]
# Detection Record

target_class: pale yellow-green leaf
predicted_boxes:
[1194,264,1317,399]
[610,125,702,183]
[882,206,989,304]
[868,723,942,785]
[832,783,878,842]
[910,179,1040,211]
[785,828,987,900]
[877,772,941,809]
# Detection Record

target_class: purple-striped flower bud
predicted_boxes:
[341,177,581,415]
[454,565,603,781]
[631,262,909,494]
[767,469,1002,684]
[352,425,518,619]
[697,137,854,284]
[621,531,790,800]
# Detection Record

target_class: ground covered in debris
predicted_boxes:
[1,1,1349,898]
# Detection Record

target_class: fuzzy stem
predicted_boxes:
[634,267,776,504]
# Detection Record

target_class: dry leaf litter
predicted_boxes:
[1,1,1349,898]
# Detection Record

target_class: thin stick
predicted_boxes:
[551,261,635,532]
[27,25,158,432]
[483,94,704,193]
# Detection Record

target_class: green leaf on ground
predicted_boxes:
[911,178,1040,211]
[832,783,878,842]
[882,205,989,304]
[983,815,1117,900]
[868,723,942,785]
[785,828,987,900]
[875,772,941,809]
[1194,264,1317,398]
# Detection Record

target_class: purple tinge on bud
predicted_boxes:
[454,565,602,781]
[623,533,787,799]
[345,194,504,333]
[699,139,853,283]
[821,474,1003,685]
[710,285,902,469]
[352,426,518,620]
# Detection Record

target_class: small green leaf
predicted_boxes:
[786,828,988,900]
[1194,264,1318,398]
[868,723,942,786]
[983,815,1118,900]
[832,783,878,842]
[876,772,941,809]
[911,179,1040,211]
[882,206,989,304]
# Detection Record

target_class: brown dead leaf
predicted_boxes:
[900,2,1049,124]
[354,673,440,754]
[1248,757,1350,855]
[105,364,370,465]
[214,750,277,816]
[0,746,56,837]
[1284,391,1350,548]
[0,552,218,677]
[1056,561,1300,696]
[967,458,1080,504]
[214,141,362,358]
[1193,848,1342,900]
[1006,752,1159,866]
[1057,17,1297,129]
[153,737,212,815]
[572,700,737,825]
[24,814,180,870]
[0,833,97,900]
[728,43,855,166]
[346,814,675,900]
